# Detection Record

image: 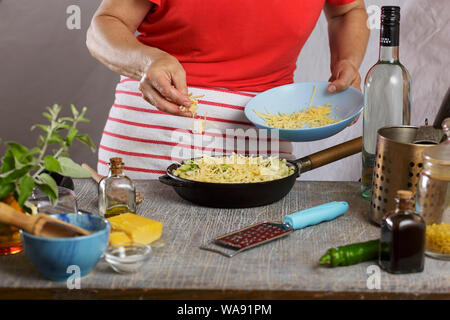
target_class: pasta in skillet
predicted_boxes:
[172,153,295,183]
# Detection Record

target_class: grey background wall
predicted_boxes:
[0,0,449,180]
[0,0,117,167]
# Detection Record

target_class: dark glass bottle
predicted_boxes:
[379,190,425,274]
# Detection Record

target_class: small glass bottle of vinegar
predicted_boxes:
[98,157,136,218]
[379,190,425,273]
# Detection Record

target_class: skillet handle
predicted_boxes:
[297,136,362,173]
[159,175,186,187]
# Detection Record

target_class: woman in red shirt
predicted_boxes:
[87,0,369,179]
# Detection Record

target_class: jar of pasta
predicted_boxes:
[416,118,450,260]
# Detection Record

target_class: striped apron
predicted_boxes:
[98,76,294,179]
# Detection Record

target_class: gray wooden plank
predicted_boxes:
[0,179,448,299]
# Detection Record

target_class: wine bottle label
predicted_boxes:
[380,24,399,47]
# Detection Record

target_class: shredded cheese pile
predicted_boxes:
[254,85,341,129]
[426,223,450,254]
[172,153,295,183]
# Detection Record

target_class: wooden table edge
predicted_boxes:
[0,288,448,300]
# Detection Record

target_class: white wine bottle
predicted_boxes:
[361,6,411,199]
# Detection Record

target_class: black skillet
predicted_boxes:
[159,136,362,208]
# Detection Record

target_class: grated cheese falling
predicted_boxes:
[180,93,204,117]
[308,84,317,108]
[191,115,208,134]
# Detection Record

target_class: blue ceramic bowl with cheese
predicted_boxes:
[244,81,364,141]
[20,213,110,281]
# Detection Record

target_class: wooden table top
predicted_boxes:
[0,179,448,300]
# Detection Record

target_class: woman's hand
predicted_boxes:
[324,0,368,95]
[327,59,361,93]
[87,0,195,117]
[139,51,193,117]
[328,59,362,126]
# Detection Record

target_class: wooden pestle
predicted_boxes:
[0,202,91,238]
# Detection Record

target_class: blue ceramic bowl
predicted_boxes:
[21,213,110,281]
[244,82,364,142]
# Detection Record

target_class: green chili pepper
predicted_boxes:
[318,239,380,267]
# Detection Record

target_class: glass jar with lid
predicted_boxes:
[416,118,450,260]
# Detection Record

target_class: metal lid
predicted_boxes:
[422,118,450,166]
[381,6,400,24]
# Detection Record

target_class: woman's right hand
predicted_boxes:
[87,0,192,116]
[139,51,193,117]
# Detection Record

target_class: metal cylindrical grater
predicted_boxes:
[369,126,436,225]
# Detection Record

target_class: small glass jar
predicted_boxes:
[105,242,152,273]
[98,157,136,218]
[28,186,78,214]
[416,118,450,260]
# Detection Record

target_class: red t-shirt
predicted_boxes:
[137,0,355,92]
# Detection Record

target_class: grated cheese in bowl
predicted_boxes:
[253,85,341,129]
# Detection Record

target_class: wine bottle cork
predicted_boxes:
[109,157,124,175]
[396,190,413,199]
[396,190,414,211]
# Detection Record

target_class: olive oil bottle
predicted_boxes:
[98,157,136,218]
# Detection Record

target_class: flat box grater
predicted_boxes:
[200,201,349,257]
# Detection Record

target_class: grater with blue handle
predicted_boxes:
[200,201,349,257]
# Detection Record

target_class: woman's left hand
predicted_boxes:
[327,59,362,126]
[327,59,361,93]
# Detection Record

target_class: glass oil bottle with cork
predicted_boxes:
[98,157,136,218]
[379,190,425,274]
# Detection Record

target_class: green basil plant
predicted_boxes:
[0,104,96,209]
